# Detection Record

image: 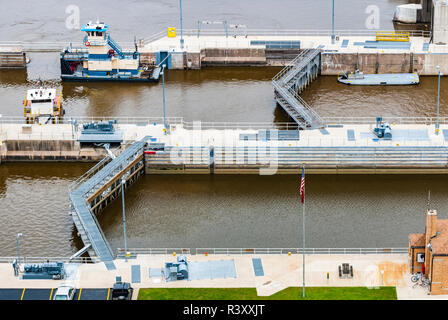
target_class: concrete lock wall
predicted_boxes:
[2,140,107,161]
[433,0,448,44]
[321,53,426,75]
[5,140,78,152]
[170,52,185,69]
[200,48,266,66]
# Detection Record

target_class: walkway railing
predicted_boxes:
[144,29,431,44]
[116,247,408,255]
[272,49,324,129]
[117,248,191,255]
[2,116,448,130]
[196,248,409,255]
[0,256,94,264]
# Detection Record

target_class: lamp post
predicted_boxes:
[121,179,128,262]
[436,65,442,135]
[331,0,335,44]
[161,64,167,132]
[16,233,23,265]
[179,0,184,49]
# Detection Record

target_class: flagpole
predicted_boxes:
[302,165,306,298]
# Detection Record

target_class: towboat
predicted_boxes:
[338,70,419,85]
[23,83,64,124]
[60,20,161,82]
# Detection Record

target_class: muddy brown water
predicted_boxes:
[0,0,444,257]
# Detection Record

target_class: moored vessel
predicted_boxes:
[23,82,64,124]
[338,70,419,85]
[60,21,161,82]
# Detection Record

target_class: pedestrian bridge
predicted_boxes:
[69,136,150,269]
[272,49,324,129]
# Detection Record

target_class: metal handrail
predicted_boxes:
[117,248,191,255]
[2,116,448,129]
[0,256,94,264]
[195,247,409,255]
[115,247,408,255]
[143,29,431,43]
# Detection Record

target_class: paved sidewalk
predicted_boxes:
[0,254,447,300]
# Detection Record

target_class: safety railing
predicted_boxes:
[115,247,408,256]
[117,248,191,255]
[195,248,409,255]
[144,29,431,43]
[376,31,410,42]
[3,115,448,126]
[323,116,448,125]
[68,155,114,193]
[0,256,94,264]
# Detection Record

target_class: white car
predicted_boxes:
[53,284,76,300]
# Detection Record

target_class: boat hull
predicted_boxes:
[338,73,419,85]
[61,75,159,82]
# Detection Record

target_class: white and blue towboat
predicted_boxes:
[60,21,161,82]
[338,70,419,85]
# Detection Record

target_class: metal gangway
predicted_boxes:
[272,49,324,129]
[69,136,150,270]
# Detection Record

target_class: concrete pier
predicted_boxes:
[0,253,444,300]
[139,30,448,75]
[0,46,27,68]
[3,119,448,174]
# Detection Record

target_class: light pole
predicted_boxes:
[436,65,442,135]
[179,0,184,49]
[331,0,335,44]
[161,64,167,132]
[16,233,23,265]
[121,179,128,262]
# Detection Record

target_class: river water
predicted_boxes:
[0,0,446,257]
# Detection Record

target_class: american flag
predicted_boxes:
[300,166,305,203]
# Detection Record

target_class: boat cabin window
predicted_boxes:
[31,99,52,103]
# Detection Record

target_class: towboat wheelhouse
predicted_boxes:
[60,21,161,82]
[23,86,63,124]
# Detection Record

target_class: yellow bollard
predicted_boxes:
[173,251,176,256]
[396,143,399,147]
[288,252,291,256]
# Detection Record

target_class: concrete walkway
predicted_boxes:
[0,253,446,300]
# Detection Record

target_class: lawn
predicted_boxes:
[137,286,397,300]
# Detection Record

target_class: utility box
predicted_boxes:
[167,28,176,38]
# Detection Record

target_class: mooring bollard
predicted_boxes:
[288,252,291,256]
[173,251,176,256]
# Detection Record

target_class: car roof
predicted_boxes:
[56,285,74,294]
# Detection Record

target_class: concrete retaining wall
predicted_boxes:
[1,140,108,161]
[200,48,266,66]
[321,53,426,75]
[0,49,26,68]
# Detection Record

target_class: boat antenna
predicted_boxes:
[427,189,431,211]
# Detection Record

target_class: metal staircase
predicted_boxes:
[272,49,324,129]
[107,35,124,58]
[69,136,150,269]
